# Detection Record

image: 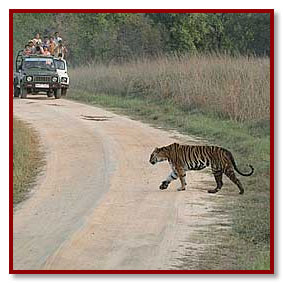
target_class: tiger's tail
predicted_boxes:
[229,152,254,176]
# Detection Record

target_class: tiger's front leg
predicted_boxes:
[159,171,178,190]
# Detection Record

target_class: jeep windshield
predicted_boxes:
[23,58,55,70]
[54,59,65,70]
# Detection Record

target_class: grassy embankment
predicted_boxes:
[13,117,44,206]
[68,54,270,270]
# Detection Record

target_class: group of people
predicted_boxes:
[23,32,68,59]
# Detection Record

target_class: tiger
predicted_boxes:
[149,143,254,194]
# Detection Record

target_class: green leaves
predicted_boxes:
[13,12,270,65]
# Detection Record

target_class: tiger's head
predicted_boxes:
[149,147,167,165]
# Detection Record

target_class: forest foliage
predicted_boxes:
[13,12,270,65]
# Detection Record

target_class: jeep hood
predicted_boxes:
[57,69,69,77]
[23,69,57,76]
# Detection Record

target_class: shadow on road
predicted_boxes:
[13,95,57,101]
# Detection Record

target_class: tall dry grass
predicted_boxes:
[70,54,270,123]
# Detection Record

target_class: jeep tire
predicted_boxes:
[54,89,61,99]
[47,91,53,98]
[20,87,27,99]
[61,88,67,96]
[14,86,20,98]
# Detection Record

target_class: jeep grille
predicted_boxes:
[34,76,51,82]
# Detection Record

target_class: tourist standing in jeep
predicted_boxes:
[54,40,67,59]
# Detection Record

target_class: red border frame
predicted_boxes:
[9,9,274,275]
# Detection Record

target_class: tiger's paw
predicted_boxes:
[208,188,219,194]
[177,187,186,191]
[159,181,169,190]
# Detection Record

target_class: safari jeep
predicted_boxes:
[54,58,69,96]
[13,51,61,99]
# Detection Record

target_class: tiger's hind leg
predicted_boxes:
[176,167,187,191]
[208,169,223,194]
[224,166,244,194]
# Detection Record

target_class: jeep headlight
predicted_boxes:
[26,76,33,82]
[52,77,58,82]
[61,77,68,83]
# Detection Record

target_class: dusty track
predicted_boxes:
[13,96,231,270]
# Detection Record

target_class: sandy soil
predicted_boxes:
[13,96,231,270]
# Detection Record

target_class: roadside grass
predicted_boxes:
[67,54,270,270]
[13,117,44,206]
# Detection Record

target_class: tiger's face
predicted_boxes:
[149,147,167,165]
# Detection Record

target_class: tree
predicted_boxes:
[13,12,270,66]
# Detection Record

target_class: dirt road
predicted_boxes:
[13,96,231,270]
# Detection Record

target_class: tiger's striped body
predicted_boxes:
[149,143,254,194]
